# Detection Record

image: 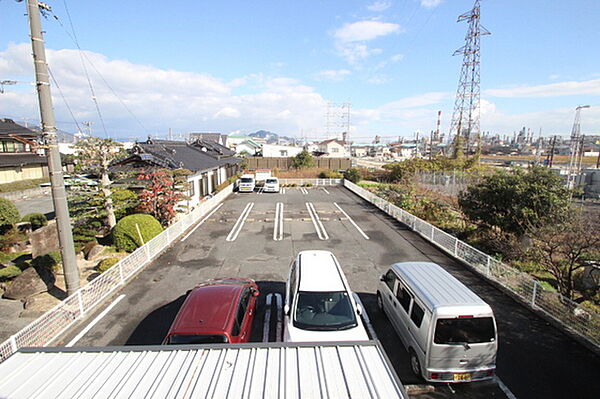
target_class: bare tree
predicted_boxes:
[526,214,600,300]
[73,137,123,228]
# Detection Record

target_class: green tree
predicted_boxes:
[458,166,571,236]
[0,198,20,234]
[292,150,315,169]
[74,137,123,228]
[343,167,362,183]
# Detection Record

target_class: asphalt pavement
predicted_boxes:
[58,186,600,399]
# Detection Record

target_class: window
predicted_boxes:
[332,147,339,153]
[434,317,496,344]
[384,270,396,292]
[410,302,425,328]
[280,150,288,156]
[293,291,357,331]
[288,262,297,307]
[396,284,412,313]
[189,179,195,197]
[232,288,251,336]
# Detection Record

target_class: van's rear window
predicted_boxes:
[266,179,278,183]
[434,317,495,344]
[241,178,254,183]
[167,334,228,344]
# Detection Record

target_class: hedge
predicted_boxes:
[96,257,120,273]
[0,198,20,233]
[21,213,47,230]
[112,214,163,252]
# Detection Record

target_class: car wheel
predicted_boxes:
[409,350,423,380]
[376,291,384,312]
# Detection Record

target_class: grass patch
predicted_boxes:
[0,178,50,193]
[0,250,28,265]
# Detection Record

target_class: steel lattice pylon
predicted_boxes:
[567,105,590,189]
[449,0,490,151]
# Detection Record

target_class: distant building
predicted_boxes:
[261,143,303,158]
[187,132,227,147]
[235,139,262,156]
[110,138,242,211]
[0,118,48,184]
[316,139,350,158]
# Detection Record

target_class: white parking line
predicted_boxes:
[263,293,273,342]
[321,187,330,194]
[181,203,224,242]
[282,188,286,195]
[225,202,254,241]
[306,202,329,240]
[300,187,308,195]
[495,376,518,399]
[274,293,283,341]
[334,202,370,240]
[66,294,126,347]
[273,202,284,241]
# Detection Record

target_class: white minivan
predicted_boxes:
[238,174,255,192]
[377,262,498,383]
[284,250,369,342]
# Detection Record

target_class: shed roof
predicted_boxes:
[0,342,406,399]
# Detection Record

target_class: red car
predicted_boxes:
[163,278,259,344]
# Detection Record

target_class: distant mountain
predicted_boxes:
[249,130,300,145]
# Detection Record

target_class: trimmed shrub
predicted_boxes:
[302,182,313,187]
[113,214,163,252]
[318,170,343,179]
[111,189,139,220]
[343,167,362,183]
[0,265,22,281]
[0,198,20,233]
[21,212,47,230]
[0,228,26,251]
[96,257,120,273]
[31,251,62,273]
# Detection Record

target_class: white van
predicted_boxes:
[284,250,369,342]
[238,174,255,192]
[263,177,280,193]
[377,262,497,383]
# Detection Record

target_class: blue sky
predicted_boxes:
[1,0,599,142]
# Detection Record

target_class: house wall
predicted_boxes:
[183,165,237,211]
[0,165,47,184]
[236,143,259,155]
[320,142,349,158]
[261,144,303,158]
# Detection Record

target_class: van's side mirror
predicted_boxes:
[356,306,362,315]
[380,274,387,282]
[284,304,290,316]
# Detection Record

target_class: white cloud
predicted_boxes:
[334,20,401,43]
[420,0,445,8]
[367,1,392,12]
[314,69,352,82]
[485,79,600,98]
[213,107,241,119]
[0,43,328,137]
[337,43,383,64]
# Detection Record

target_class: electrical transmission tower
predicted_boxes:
[449,0,490,153]
[567,105,590,189]
[325,101,351,151]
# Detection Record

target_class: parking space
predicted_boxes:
[57,186,600,399]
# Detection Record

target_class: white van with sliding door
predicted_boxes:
[377,262,497,383]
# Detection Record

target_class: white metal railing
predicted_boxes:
[0,185,233,363]
[277,178,342,186]
[344,180,600,350]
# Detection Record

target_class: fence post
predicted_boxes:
[531,281,538,308]
[453,237,459,256]
[77,290,85,317]
[486,257,491,276]
[165,225,171,243]
[430,225,435,241]
[9,335,17,352]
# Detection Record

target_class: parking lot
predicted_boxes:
[59,186,600,399]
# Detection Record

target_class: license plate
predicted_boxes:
[453,373,471,381]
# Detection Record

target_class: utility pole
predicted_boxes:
[547,136,556,167]
[26,0,80,295]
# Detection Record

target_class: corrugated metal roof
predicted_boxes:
[392,262,487,311]
[0,342,406,399]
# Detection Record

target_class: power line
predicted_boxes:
[47,66,83,134]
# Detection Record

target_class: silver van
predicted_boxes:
[377,262,498,383]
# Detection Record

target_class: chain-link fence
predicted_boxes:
[344,180,600,350]
[0,185,234,363]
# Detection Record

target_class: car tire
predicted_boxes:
[376,291,384,312]
[409,350,423,380]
